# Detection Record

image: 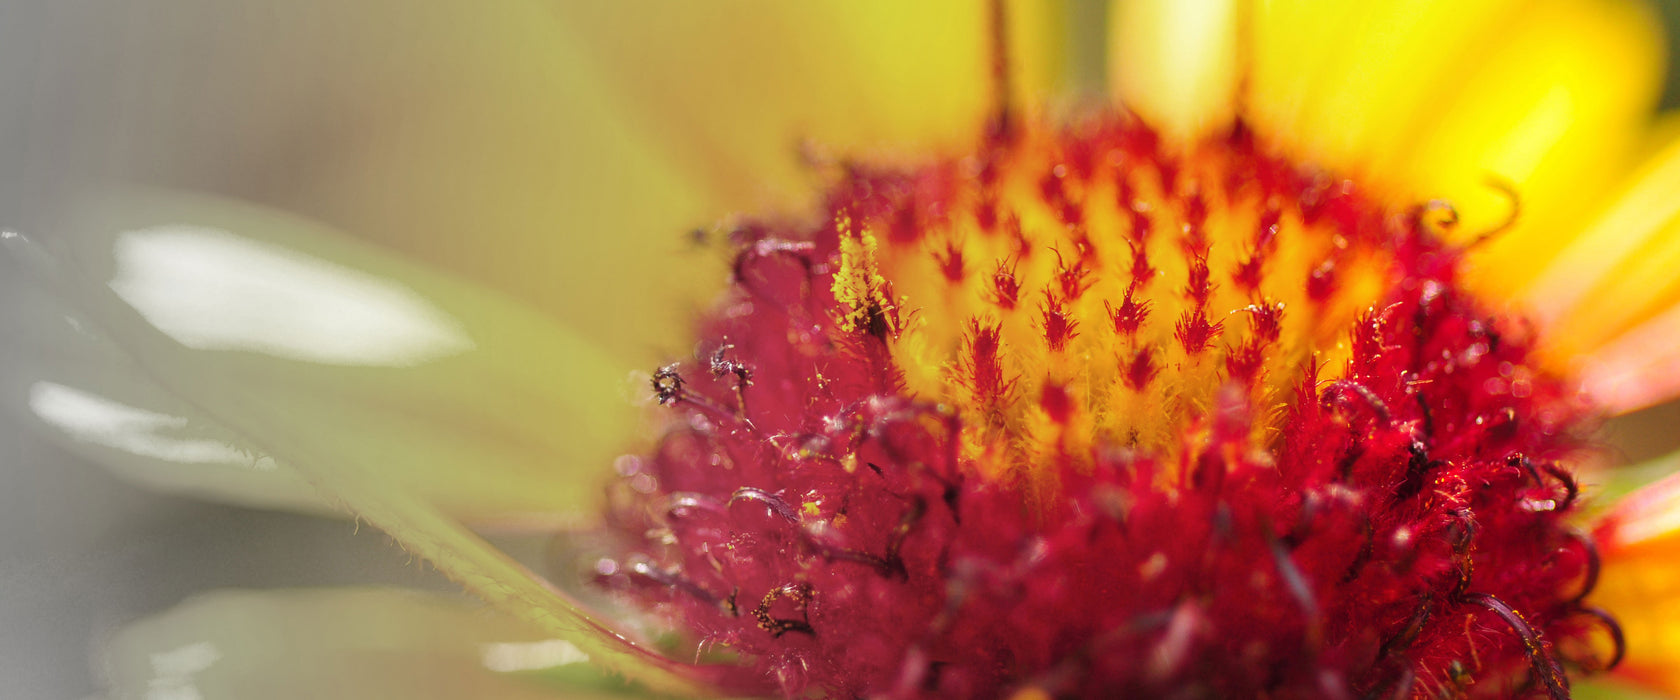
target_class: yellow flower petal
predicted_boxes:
[4,188,652,527]
[1246,0,1525,175]
[1594,470,1680,695]
[102,588,658,700]
[549,1,1069,211]
[2,0,719,368]
[1406,0,1663,298]
[1108,0,1240,141]
[1527,130,1680,375]
[1240,0,1660,297]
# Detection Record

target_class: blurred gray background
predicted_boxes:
[6,1,1680,699]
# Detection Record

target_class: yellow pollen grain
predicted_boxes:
[831,220,901,337]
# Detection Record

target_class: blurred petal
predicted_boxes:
[1577,300,1680,413]
[0,227,327,512]
[1109,0,1239,141]
[1526,130,1680,393]
[1240,0,1660,294]
[311,479,716,695]
[0,0,720,367]
[103,588,658,700]
[1573,679,1677,700]
[9,187,719,693]
[1247,0,1523,174]
[3,188,648,527]
[1406,0,1663,297]
[549,1,1069,210]
[1594,471,1680,694]
[1,338,321,514]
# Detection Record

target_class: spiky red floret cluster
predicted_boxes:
[596,115,1615,699]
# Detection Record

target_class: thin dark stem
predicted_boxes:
[989,0,1016,137]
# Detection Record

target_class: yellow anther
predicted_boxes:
[831,219,901,338]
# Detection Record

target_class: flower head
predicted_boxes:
[11,2,1680,699]
[597,105,1613,697]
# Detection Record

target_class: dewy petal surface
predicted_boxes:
[548,0,1068,211]
[102,588,651,700]
[0,251,327,513]
[3,188,641,526]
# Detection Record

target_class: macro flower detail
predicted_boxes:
[14,2,1680,700]
[597,111,1617,698]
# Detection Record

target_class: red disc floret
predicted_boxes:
[596,115,1615,699]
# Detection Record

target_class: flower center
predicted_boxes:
[595,112,1617,699]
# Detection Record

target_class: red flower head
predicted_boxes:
[597,108,1619,698]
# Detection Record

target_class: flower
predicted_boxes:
[599,113,1616,698]
[7,0,1680,698]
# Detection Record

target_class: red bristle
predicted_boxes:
[1041,382,1074,424]
[1307,257,1339,304]
[1054,247,1095,301]
[935,238,968,283]
[1245,301,1284,344]
[1124,344,1161,390]
[1041,290,1080,352]
[976,191,1001,231]
[1174,308,1223,356]
[1225,340,1267,383]
[1106,291,1152,337]
[990,258,1021,310]
[1127,239,1155,285]
[1184,255,1215,307]
[1234,206,1282,294]
[962,318,1015,407]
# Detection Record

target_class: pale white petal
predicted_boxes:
[11,187,719,693]
[4,187,645,526]
[0,233,325,512]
